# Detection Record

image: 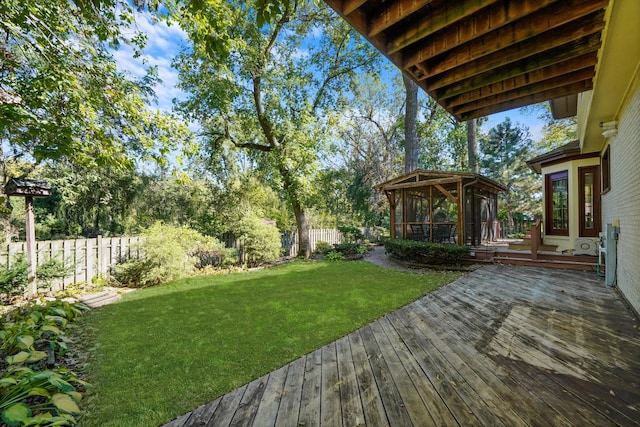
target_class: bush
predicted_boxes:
[232,214,281,267]
[314,241,332,255]
[110,223,231,287]
[324,250,345,261]
[0,255,75,301]
[337,225,364,243]
[383,238,470,265]
[0,256,28,299]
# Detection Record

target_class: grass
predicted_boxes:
[78,260,461,426]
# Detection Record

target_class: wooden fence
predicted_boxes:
[0,236,141,290]
[0,228,383,291]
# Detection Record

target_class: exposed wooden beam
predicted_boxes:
[458,80,593,120]
[342,0,368,16]
[425,12,605,90]
[434,184,457,204]
[403,0,558,68]
[419,0,607,78]
[452,67,595,115]
[433,32,602,100]
[387,0,498,54]
[443,52,598,108]
[369,0,434,37]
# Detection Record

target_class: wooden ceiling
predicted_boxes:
[324,0,609,121]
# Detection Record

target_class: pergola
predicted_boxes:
[323,0,608,121]
[376,170,507,245]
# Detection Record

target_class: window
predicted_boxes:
[579,166,600,237]
[545,171,569,236]
[602,145,611,193]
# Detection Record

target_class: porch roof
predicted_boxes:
[323,0,609,121]
[526,140,581,174]
[375,169,507,193]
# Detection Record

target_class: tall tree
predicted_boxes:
[480,118,539,226]
[467,119,479,173]
[175,0,378,257]
[402,72,419,173]
[0,0,191,240]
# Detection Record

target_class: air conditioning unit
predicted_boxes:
[575,238,598,256]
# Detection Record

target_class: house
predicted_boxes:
[325,0,640,315]
[526,140,601,254]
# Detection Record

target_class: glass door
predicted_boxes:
[579,166,600,237]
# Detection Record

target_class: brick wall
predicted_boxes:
[602,83,640,314]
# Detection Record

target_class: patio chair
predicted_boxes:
[410,224,427,241]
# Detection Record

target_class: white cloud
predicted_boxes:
[112,12,188,112]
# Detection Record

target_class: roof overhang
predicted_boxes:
[324,0,609,121]
[578,0,640,153]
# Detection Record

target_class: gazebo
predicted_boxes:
[376,170,507,246]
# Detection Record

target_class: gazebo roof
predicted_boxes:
[375,170,507,193]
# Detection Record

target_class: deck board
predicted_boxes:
[164,265,640,427]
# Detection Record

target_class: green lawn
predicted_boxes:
[78,260,461,426]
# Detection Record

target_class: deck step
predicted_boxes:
[493,256,598,271]
[78,292,122,308]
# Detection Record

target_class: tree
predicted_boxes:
[0,0,192,240]
[402,72,419,173]
[175,0,378,257]
[480,118,540,227]
[467,119,479,173]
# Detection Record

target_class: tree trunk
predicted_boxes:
[402,72,419,174]
[293,201,310,258]
[280,166,311,258]
[467,118,478,173]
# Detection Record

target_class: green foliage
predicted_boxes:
[110,223,231,287]
[480,118,541,222]
[313,241,332,255]
[0,255,74,301]
[0,257,28,299]
[0,299,90,426]
[324,251,345,261]
[383,239,470,265]
[232,214,281,267]
[36,258,76,290]
[337,225,364,243]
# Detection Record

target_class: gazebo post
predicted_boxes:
[24,196,37,295]
[457,180,464,246]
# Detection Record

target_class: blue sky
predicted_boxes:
[115,13,546,143]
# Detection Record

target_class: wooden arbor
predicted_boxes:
[5,178,52,296]
[376,170,507,245]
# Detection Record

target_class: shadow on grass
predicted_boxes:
[79,260,462,427]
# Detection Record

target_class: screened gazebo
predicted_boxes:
[376,170,507,246]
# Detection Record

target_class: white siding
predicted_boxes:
[601,83,640,314]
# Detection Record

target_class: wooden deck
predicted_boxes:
[164,265,640,427]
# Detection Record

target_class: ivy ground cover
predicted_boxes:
[79,261,461,426]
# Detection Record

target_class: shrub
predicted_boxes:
[383,238,470,265]
[314,241,332,255]
[232,214,281,267]
[324,251,345,261]
[0,256,28,299]
[110,223,230,287]
[337,225,364,243]
[0,255,74,301]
